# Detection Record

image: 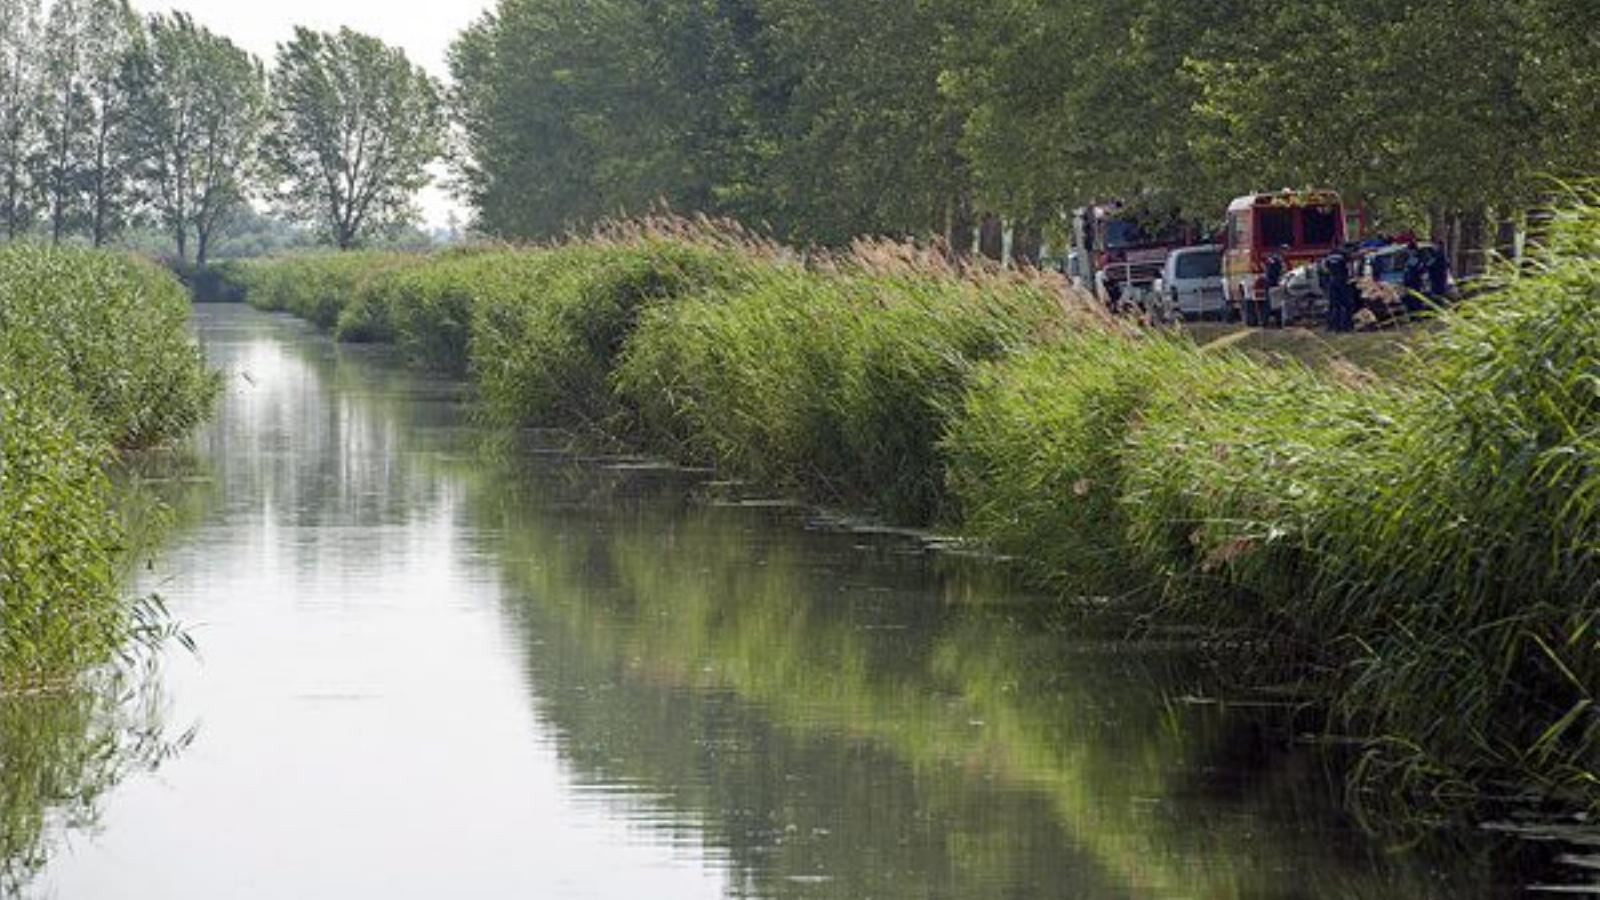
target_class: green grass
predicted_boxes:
[945,331,1264,592]
[232,250,416,330]
[220,203,1599,812]
[617,261,1077,520]
[1184,322,1425,375]
[0,244,217,685]
[1310,204,1599,801]
[471,237,755,432]
[951,203,1598,804]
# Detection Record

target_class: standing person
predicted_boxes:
[1427,244,1453,302]
[1102,272,1123,310]
[1264,253,1285,327]
[1323,245,1353,332]
[1402,241,1427,316]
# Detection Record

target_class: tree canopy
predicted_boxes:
[121,12,266,265]
[3,0,1597,257]
[266,27,444,249]
[0,4,443,259]
[449,0,1600,252]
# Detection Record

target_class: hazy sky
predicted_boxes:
[152,0,493,228]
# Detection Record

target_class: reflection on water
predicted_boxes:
[463,459,1531,899]
[3,445,203,897]
[1,677,188,897]
[10,305,1586,897]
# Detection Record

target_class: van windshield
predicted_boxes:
[1176,251,1221,279]
[1104,219,1152,249]
[1259,208,1294,248]
[1104,215,1186,249]
[1302,205,1339,245]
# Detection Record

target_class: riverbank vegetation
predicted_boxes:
[0,243,216,685]
[218,195,1597,813]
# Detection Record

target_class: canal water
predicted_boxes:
[7,306,1579,898]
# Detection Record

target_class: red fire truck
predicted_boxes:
[1221,189,1353,325]
[1072,202,1198,308]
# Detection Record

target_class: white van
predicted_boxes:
[1153,245,1225,320]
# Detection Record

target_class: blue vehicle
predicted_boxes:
[1357,242,1455,319]
[1360,243,1427,288]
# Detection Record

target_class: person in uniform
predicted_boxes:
[1263,253,1285,327]
[1426,245,1452,301]
[1322,246,1353,332]
[1402,241,1427,316]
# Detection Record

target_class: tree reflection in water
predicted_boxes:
[1,670,194,895]
[453,452,1563,899]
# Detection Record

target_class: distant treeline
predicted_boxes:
[450,0,1598,253]
[0,0,441,264]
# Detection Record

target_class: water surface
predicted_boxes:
[11,305,1576,898]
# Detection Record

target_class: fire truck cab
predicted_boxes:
[1222,189,1347,325]
[1073,202,1197,309]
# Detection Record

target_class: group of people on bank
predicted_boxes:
[1270,239,1455,332]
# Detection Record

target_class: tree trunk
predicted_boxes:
[92,193,105,246]
[944,193,974,262]
[1010,221,1043,268]
[978,213,1003,262]
[1443,212,1461,275]
[50,173,64,243]
[1433,202,1459,246]
[50,168,62,243]
[1457,207,1487,277]
[51,101,71,244]
[91,170,106,247]
[3,170,17,239]
[91,125,108,247]
[1494,212,1519,266]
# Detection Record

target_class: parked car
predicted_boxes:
[1273,262,1329,325]
[1152,244,1225,320]
[1361,243,1418,288]
[1356,241,1456,319]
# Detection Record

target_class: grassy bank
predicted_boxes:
[230,226,1104,520]
[219,206,1597,810]
[0,244,218,686]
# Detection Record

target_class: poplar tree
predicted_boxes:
[0,0,43,238]
[81,0,143,246]
[123,12,266,265]
[40,0,92,241]
[36,0,142,245]
[266,27,443,250]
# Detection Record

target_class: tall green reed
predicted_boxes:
[0,244,217,684]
